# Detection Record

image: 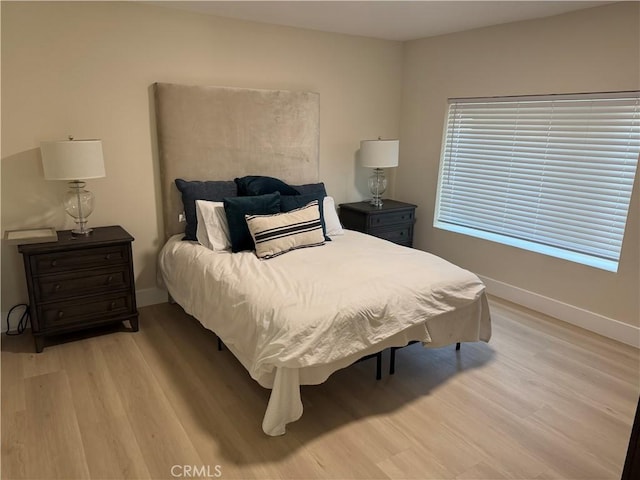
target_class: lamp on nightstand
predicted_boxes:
[360,138,399,208]
[40,138,106,236]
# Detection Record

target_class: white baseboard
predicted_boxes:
[479,275,640,348]
[1,287,169,334]
[5,281,637,349]
[136,287,169,308]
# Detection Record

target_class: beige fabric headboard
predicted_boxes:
[153,82,320,239]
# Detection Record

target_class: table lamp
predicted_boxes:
[360,138,399,208]
[40,138,106,235]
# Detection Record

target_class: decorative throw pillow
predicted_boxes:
[246,200,325,259]
[280,193,330,241]
[323,196,344,236]
[175,179,237,241]
[223,192,281,252]
[235,176,300,196]
[293,182,327,197]
[195,200,231,251]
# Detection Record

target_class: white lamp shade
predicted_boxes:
[360,139,399,168]
[41,139,106,180]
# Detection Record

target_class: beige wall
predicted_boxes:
[397,2,640,327]
[1,2,403,311]
[3,1,638,331]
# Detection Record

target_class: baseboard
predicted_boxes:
[136,287,169,308]
[5,281,637,348]
[1,287,169,334]
[479,275,640,349]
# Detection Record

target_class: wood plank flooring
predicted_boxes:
[2,297,638,479]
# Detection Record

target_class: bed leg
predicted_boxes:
[389,347,396,375]
[376,352,382,380]
[456,342,461,351]
[217,337,223,351]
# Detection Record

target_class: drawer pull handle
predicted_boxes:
[110,301,117,310]
[51,260,57,267]
[106,275,114,284]
[54,284,61,291]
[400,232,405,236]
[105,254,112,260]
[57,311,64,319]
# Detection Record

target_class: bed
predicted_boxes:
[153,82,491,435]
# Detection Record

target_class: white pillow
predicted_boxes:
[323,196,344,236]
[195,200,232,251]
[246,201,325,259]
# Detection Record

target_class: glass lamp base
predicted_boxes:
[368,168,387,208]
[71,226,93,236]
[370,197,384,208]
[64,181,95,236]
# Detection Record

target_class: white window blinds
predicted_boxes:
[434,92,640,272]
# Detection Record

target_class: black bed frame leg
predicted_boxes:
[217,337,223,351]
[456,342,461,351]
[389,347,396,375]
[376,352,382,380]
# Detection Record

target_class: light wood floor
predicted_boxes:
[2,297,638,479]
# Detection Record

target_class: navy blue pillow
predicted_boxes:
[235,176,300,196]
[293,182,327,197]
[224,192,281,252]
[175,179,237,241]
[280,193,331,242]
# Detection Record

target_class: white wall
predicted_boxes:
[1,1,403,312]
[3,1,638,342]
[397,2,640,330]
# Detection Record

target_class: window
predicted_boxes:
[434,92,640,272]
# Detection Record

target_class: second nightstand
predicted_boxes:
[18,225,139,352]
[338,200,417,247]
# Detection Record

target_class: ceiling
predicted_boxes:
[149,1,611,41]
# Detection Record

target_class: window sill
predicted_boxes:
[434,221,619,273]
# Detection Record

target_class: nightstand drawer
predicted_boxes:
[368,210,414,228]
[36,266,131,302]
[31,245,129,274]
[371,226,413,246]
[38,292,135,329]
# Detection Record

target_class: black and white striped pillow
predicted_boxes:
[245,201,325,259]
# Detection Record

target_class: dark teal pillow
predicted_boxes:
[292,182,327,197]
[280,193,331,242]
[223,192,281,252]
[175,179,238,241]
[235,176,300,196]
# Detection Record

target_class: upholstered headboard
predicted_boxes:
[153,82,320,239]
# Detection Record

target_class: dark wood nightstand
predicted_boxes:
[18,225,139,352]
[338,200,417,247]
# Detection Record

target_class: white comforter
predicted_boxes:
[159,230,491,434]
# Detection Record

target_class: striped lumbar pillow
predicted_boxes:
[245,200,325,259]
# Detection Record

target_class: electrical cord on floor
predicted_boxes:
[5,303,29,335]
